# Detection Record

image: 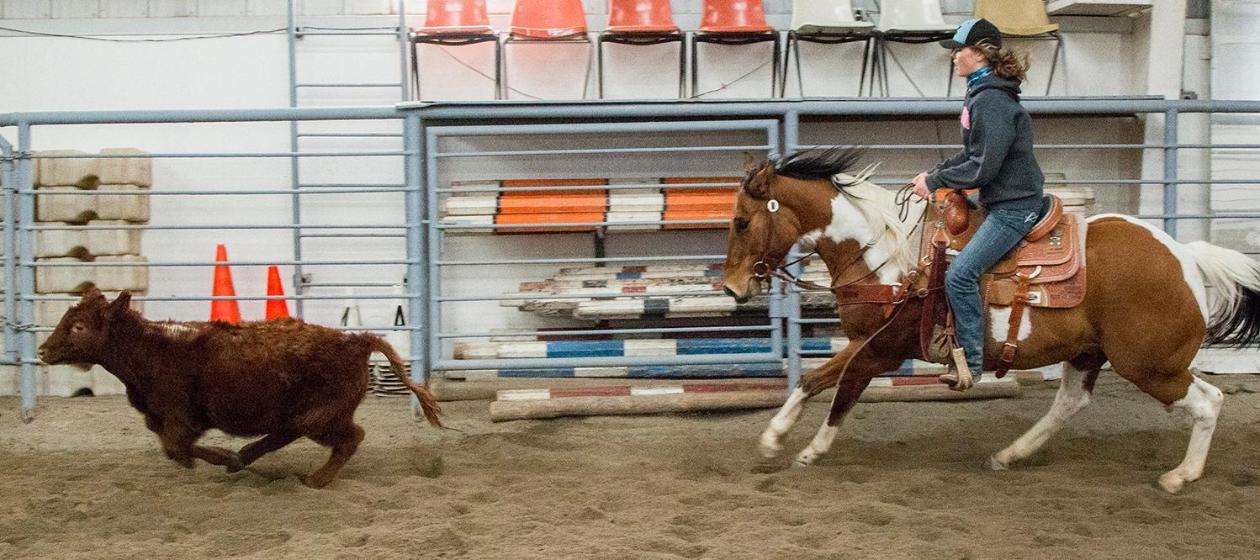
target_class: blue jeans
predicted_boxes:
[945,206,1042,372]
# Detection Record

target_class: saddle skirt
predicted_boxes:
[917,194,1088,309]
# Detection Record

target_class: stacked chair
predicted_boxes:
[782,0,876,97]
[410,0,501,99]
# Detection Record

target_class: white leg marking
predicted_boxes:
[1159,376,1224,493]
[794,424,839,467]
[991,361,1093,469]
[793,385,858,466]
[760,388,808,458]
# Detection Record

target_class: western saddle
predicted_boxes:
[917,191,1088,377]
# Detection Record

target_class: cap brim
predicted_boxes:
[939,38,964,49]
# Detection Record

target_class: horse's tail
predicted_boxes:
[1186,241,1260,347]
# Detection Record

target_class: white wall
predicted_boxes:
[0,2,1242,340]
[1209,0,1260,254]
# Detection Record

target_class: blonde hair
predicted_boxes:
[974,42,1030,83]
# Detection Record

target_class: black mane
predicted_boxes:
[773,146,865,180]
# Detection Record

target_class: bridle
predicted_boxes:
[746,176,927,295]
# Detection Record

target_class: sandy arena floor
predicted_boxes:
[2,374,1260,560]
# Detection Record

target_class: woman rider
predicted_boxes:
[911,18,1046,390]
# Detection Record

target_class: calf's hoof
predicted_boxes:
[301,474,333,489]
[224,454,245,473]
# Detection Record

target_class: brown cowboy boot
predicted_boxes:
[938,347,977,392]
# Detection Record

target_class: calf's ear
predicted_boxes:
[107,291,132,320]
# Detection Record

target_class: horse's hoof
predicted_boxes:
[988,455,1009,471]
[793,450,818,467]
[1158,471,1187,494]
[751,459,785,474]
[759,432,783,459]
[225,456,245,473]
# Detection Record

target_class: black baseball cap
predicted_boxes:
[939,18,1002,49]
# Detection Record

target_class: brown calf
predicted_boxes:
[38,288,443,488]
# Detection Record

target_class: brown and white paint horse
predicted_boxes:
[722,148,1260,493]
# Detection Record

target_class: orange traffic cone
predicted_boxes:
[210,244,241,324]
[265,266,290,320]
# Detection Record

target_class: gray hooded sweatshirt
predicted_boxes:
[926,74,1044,210]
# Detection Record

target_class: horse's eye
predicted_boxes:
[734,217,749,232]
[70,323,85,334]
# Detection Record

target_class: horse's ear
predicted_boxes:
[744,163,773,199]
[743,152,758,173]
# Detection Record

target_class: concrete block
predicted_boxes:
[42,364,95,397]
[33,221,143,258]
[35,150,99,188]
[98,148,152,187]
[35,255,149,294]
[91,367,126,396]
[35,148,151,189]
[37,184,150,223]
[96,185,151,221]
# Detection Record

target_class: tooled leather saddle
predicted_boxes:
[917,191,1088,377]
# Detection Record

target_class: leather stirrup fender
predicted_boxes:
[995,268,1036,378]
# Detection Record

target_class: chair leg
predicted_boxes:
[793,35,805,98]
[877,41,889,96]
[1045,32,1063,96]
[500,37,510,100]
[581,39,593,100]
[781,33,791,97]
[410,40,421,101]
[678,35,687,99]
[857,37,871,97]
[596,33,605,99]
[493,37,503,100]
[690,36,699,98]
[771,34,782,98]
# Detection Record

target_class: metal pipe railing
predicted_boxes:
[6,97,1258,421]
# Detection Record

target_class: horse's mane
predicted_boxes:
[769,147,923,277]
[829,172,923,278]
[774,147,865,180]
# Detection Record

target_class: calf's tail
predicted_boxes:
[367,336,444,428]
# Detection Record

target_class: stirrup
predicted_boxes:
[937,347,976,392]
